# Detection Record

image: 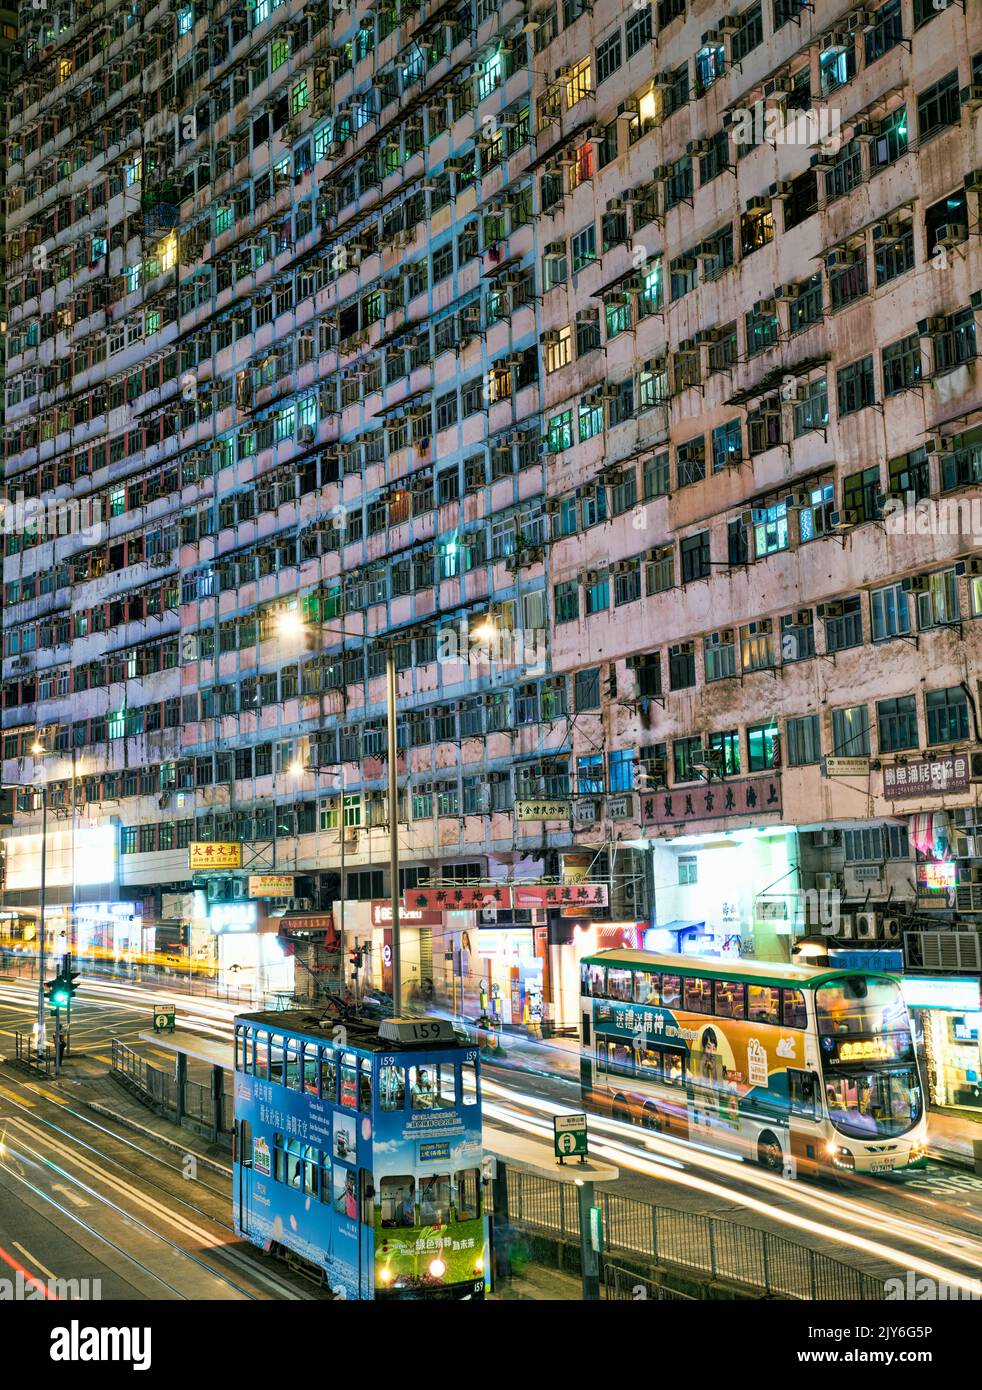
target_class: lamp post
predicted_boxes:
[30,736,49,1060]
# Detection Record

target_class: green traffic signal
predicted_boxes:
[52,985,70,1007]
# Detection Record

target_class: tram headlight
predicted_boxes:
[474,1256,485,1273]
[429,1257,446,1279]
[378,1265,393,1285]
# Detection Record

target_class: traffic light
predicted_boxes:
[44,960,79,1010]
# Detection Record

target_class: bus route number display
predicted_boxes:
[554,1113,588,1163]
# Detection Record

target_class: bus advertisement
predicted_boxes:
[580,949,928,1178]
[233,1011,488,1300]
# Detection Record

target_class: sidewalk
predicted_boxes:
[926,1105,982,1171]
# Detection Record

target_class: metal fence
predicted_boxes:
[604,1263,695,1301]
[505,1168,888,1300]
[111,1039,228,1141]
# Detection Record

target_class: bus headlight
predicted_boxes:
[429,1258,446,1279]
[908,1141,927,1165]
[825,1143,854,1169]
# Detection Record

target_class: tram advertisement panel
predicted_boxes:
[593,999,803,1109]
[235,1073,366,1299]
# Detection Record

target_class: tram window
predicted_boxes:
[301,1144,318,1194]
[286,1137,303,1187]
[664,1053,685,1088]
[234,1028,242,1072]
[358,1058,373,1112]
[636,1045,663,1080]
[606,968,633,1002]
[456,1167,480,1221]
[747,985,781,1025]
[783,988,807,1030]
[340,1053,358,1108]
[273,1132,287,1184]
[714,979,746,1020]
[409,1063,455,1110]
[418,1172,452,1226]
[635,971,659,1005]
[302,1044,318,1093]
[461,1058,479,1104]
[683,976,712,1014]
[319,1152,332,1202]
[789,1070,817,1119]
[605,1038,634,1077]
[321,1050,337,1102]
[285,1038,302,1090]
[269,1034,285,1084]
[379,1063,406,1111]
[595,1035,608,1075]
[380,1174,415,1227]
[254,1032,269,1079]
[582,963,605,997]
[661,974,681,1009]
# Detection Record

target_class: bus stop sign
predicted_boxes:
[153,1006,176,1034]
[554,1113,588,1163]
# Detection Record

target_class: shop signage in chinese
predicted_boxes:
[916,861,958,892]
[825,756,870,777]
[883,756,970,799]
[512,883,609,909]
[516,799,570,822]
[248,874,295,898]
[401,886,514,912]
[640,776,782,826]
[189,841,242,871]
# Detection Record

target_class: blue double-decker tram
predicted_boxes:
[233,1011,488,1300]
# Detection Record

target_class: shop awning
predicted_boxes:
[277,912,340,950]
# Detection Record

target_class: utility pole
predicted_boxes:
[35,780,48,1060]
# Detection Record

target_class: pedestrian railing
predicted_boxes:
[505,1168,888,1300]
[13,1030,54,1077]
[603,1263,695,1301]
[110,1039,228,1140]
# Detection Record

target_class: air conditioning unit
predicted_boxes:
[297,425,315,444]
[855,911,879,940]
[287,897,313,911]
[816,601,845,619]
[820,29,851,52]
[936,223,967,248]
[746,195,771,213]
[961,83,982,110]
[881,917,901,941]
[775,283,799,302]
[837,913,855,939]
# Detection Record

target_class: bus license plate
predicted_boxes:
[870,1158,894,1173]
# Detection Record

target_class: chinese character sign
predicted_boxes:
[883,757,969,800]
[640,776,782,827]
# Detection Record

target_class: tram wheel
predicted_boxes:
[640,1106,662,1132]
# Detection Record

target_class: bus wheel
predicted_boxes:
[757,1132,783,1173]
[612,1098,632,1125]
[640,1106,662,1133]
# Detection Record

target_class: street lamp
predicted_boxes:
[278,606,403,1014]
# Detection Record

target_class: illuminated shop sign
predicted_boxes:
[901,977,982,1013]
[916,861,958,892]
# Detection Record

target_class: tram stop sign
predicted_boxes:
[554,1113,588,1163]
[153,1005,176,1034]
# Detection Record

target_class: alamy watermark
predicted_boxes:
[437,620,547,673]
[0,492,104,541]
[0,1271,102,1300]
[883,491,982,538]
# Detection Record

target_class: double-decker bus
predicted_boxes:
[233,1010,488,1299]
[580,950,928,1178]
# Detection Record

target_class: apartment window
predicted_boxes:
[819,37,855,95]
[877,697,919,753]
[731,3,762,63]
[753,502,788,557]
[575,667,601,710]
[555,580,579,624]
[842,466,881,524]
[646,545,674,594]
[625,6,652,57]
[584,570,610,614]
[875,224,915,287]
[824,141,862,203]
[793,378,828,437]
[789,274,823,333]
[882,334,922,396]
[707,730,741,776]
[926,686,970,744]
[934,308,977,374]
[917,72,960,142]
[889,448,931,503]
[577,754,604,795]
[695,44,725,94]
[704,631,736,682]
[832,705,870,757]
[836,356,875,416]
[676,438,705,488]
[745,302,779,356]
[824,596,863,652]
[741,622,774,672]
[614,560,641,606]
[786,715,821,766]
[747,722,780,771]
[925,190,968,260]
[576,309,602,355]
[727,518,749,567]
[673,736,702,783]
[917,569,960,629]
[571,224,596,272]
[680,531,710,583]
[668,644,696,690]
[872,105,908,169]
[865,0,903,64]
[548,411,573,452]
[740,207,774,257]
[870,583,911,641]
[596,31,621,83]
[711,419,742,472]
